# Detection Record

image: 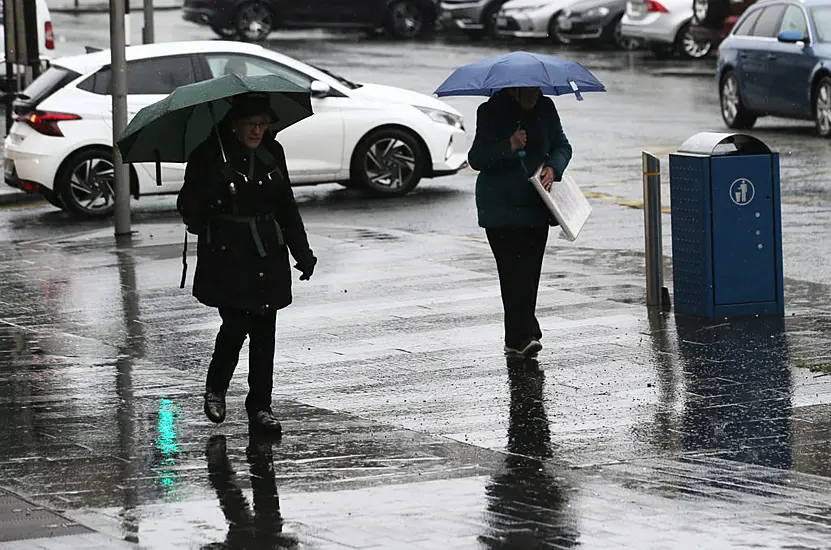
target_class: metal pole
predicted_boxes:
[643,152,665,308]
[124,0,132,46]
[111,0,131,236]
[142,0,155,44]
[4,0,17,133]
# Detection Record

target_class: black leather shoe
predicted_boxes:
[249,409,282,434]
[204,389,226,424]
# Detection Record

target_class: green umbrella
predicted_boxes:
[115,73,313,183]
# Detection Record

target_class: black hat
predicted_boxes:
[226,92,279,123]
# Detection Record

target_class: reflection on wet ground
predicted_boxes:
[0,222,830,548]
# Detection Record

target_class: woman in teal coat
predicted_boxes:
[468,87,572,359]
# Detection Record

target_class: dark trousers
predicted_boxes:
[486,226,549,349]
[206,307,277,414]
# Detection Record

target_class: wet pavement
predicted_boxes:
[0,218,830,549]
[0,10,829,549]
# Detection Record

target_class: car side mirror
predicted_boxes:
[310,80,331,98]
[778,29,808,44]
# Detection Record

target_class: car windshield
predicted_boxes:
[309,64,362,89]
[20,66,80,103]
[813,6,831,42]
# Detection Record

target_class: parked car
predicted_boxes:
[717,0,831,137]
[438,0,511,38]
[556,0,642,48]
[495,0,579,42]
[0,0,55,62]
[690,0,758,44]
[182,0,439,41]
[621,0,713,58]
[3,41,468,218]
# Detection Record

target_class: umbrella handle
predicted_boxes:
[206,101,227,163]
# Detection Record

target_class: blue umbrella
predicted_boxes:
[434,51,606,101]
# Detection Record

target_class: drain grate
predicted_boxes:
[0,489,91,542]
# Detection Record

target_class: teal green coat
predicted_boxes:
[468,92,572,228]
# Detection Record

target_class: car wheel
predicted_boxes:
[387,0,429,39]
[56,148,117,218]
[693,0,725,26]
[210,23,237,38]
[720,71,756,130]
[607,15,640,50]
[815,76,831,138]
[548,13,572,45]
[235,1,274,42]
[351,128,426,196]
[675,22,712,59]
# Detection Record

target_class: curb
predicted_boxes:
[51,5,181,14]
[0,190,46,206]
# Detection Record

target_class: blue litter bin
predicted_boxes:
[669,132,784,319]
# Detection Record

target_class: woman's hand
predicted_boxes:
[509,127,527,153]
[540,166,556,191]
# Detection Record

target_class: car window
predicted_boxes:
[77,55,198,95]
[812,6,831,42]
[779,5,808,37]
[127,56,199,95]
[77,68,111,95]
[204,54,311,89]
[21,66,80,103]
[733,9,762,35]
[752,4,787,37]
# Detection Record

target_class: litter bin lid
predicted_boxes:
[677,132,772,156]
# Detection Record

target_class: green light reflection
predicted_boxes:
[155,398,181,500]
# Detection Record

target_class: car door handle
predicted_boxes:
[738,52,748,59]
[767,54,777,61]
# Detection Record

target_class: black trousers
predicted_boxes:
[206,307,277,414]
[486,226,549,349]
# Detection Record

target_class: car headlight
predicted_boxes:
[584,6,611,17]
[519,4,550,11]
[417,107,464,130]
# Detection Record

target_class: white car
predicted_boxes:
[4,41,468,217]
[620,0,712,58]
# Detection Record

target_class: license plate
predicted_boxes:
[496,16,509,27]
[559,18,573,30]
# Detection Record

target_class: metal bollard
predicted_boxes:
[642,152,670,309]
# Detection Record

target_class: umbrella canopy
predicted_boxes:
[116,73,313,165]
[434,51,606,100]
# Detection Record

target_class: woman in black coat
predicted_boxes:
[177,93,317,434]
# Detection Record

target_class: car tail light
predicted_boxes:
[647,0,668,12]
[15,111,82,137]
[45,22,55,50]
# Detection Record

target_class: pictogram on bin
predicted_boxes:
[669,132,784,319]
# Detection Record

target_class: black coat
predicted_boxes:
[177,130,316,314]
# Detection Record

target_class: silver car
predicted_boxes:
[495,0,582,41]
[620,0,712,58]
[439,0,511,38]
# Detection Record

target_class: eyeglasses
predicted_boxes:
[243,120,270,131]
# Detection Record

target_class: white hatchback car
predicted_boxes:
[4,41,468,217]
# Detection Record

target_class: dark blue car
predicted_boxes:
[716,0,831,137]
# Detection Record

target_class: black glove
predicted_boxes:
[294,255,317,281]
